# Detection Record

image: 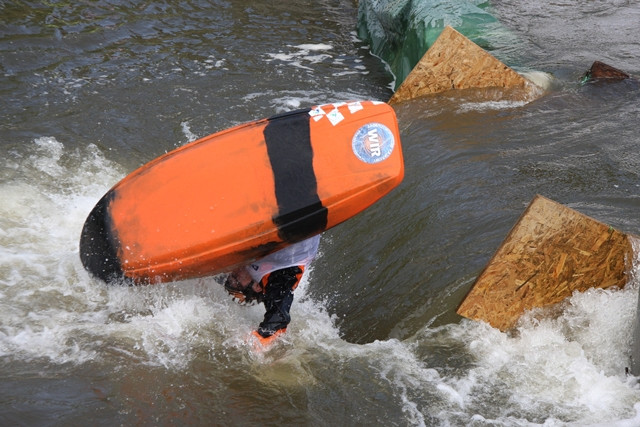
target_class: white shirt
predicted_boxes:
[246,234,321,282]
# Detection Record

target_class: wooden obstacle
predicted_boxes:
[583,61,630,81]
[457,195,635,331]
[389,26,538,104]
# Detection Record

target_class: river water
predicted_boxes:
[1,1,640,425]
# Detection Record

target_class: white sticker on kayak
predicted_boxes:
[347,101,363,114]
[326,108,344,126]
[309,106,326,121]
[309,101,372,124]
[352,122,395,164]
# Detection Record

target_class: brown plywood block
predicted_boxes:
[585,61,630,81]
[457,195,634,331]
[389,26,537,104]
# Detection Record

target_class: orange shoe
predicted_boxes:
[250,329,286,351]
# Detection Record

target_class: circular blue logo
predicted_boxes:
[351,122,395,164]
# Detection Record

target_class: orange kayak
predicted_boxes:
[80,101,404,284]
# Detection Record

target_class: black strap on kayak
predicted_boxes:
[263,109,328,243]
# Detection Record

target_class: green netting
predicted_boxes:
[357,0,514,89]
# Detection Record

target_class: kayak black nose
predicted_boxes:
[79,193,123,283]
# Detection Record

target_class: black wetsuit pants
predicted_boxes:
[257,266,303,338]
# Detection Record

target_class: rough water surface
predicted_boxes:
[1,0,640,425]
